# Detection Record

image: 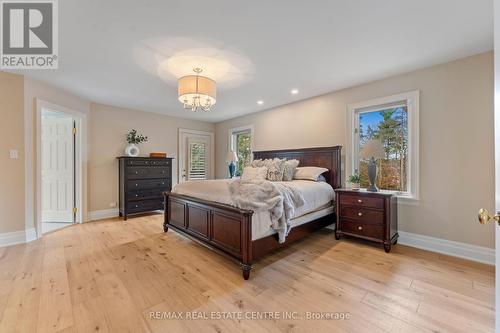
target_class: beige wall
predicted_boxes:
[215,51,495,248]
[0,71,25,233]
[24,78,91,230]
[88,103,215,212]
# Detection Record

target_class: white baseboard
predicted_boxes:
[0,227,38,247]
[398,231,495,265]
[89,208,119,221]
[0,230,27,247]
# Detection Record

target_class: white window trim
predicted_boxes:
[228,124,254,157]
[346,91,419,201]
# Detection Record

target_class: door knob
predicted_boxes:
[478,208,500,225]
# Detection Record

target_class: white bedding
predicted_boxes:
[171,179,334,240]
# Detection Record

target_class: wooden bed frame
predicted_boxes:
[163,146,342,279]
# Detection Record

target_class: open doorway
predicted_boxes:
[40,109,76,233]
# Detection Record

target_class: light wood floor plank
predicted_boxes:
[0,215,494,333]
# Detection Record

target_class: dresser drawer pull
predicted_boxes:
[358,226,363,230]
[135,194,139,197]
[357,199,362,203]
[135,171,139,174]
[358,212,363,216]
[135,184,138,187]
[135,204,139,208]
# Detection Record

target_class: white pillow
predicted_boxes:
[241,166,268,183]
[293,166,329,181]
[282,159,300,181]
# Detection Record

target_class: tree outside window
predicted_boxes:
[235,132,251,176]
[358,106,408,192]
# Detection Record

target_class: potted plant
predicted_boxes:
[348,173,361,190]
[125,129,148,157]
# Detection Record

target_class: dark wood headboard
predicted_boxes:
[253,146,342,189]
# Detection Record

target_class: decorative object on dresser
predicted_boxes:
[359,139,385,192]
[348,173,361,190]
[150,152,167,158]
[335,189,398,252]
[226,150,238,178]
[124,129,148,157]
[118,157,173,220]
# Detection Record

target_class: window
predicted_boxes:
[348,91,419,199]
[229,125,253,177]
[188,141,207,180]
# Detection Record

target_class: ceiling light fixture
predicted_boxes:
[257,100,264,105]
[178,68,216,112]
[291,89,299,95]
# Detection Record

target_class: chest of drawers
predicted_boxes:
[334,189,398,252]
[118,157,173,220]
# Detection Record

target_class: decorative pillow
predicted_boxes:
[282,159,300,181]
[266,158,286,181]
[293,166,329,181]
[250,159,265,167]
[317,174,327,182]
[241,166,268,183]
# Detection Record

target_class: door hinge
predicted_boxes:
[354,128,359,134]
[73,207,78,214]
[72,127,77,135]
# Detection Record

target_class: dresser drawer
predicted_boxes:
[127,198,164,213]
[126,159,171,167]
[339,194,384,209]
[340,206,384,225]
[128,188,165,201]
[127,179,171,191]
[341,221,384,240]
[150,159,171,167]
[127,166,171,180]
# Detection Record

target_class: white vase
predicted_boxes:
[125,143,140,157]
[351,183,360,190]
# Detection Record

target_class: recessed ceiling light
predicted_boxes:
[257,100,264,105]
[291,89,299,95]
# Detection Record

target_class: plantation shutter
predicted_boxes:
[188,141,207,180]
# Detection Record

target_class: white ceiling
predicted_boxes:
[18,0,492,122]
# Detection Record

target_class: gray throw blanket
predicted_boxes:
[228,180,305,243]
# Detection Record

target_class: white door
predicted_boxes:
[179,130,214,182]
[41,116,75,223]
[492,4,499,331]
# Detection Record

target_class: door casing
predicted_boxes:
[36,99,88,237]
[178,128,215,183]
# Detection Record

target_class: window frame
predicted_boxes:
[228,125,254,176]
[346,91,419,201]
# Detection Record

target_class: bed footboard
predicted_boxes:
[163,192,254,279]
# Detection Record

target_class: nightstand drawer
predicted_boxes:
[341,221,384,239]
[340,207,383,224]
[339,194,384,209]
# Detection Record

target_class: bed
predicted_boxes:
[163,146,342,279]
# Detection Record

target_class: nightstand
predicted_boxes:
[334,189,398,252]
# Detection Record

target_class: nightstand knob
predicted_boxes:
[357,199,362,203]
[358,212,363,216]
[358,226,363,230]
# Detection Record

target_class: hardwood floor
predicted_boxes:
[0,214,494,332]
